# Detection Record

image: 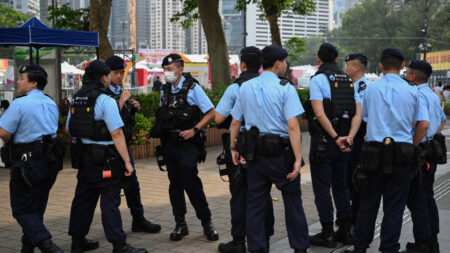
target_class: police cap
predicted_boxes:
[85,60,111,76]
[19,64,48,78]
[240,46,262,57]
[162,53,184,67]
[408,60,432,78]
[318,43,338,58]
[345,53,368,65]
[381,48,404,61]
[262,45,288,61]
[105,55,126,70]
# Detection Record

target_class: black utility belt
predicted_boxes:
[361,140,414,174]
[11,138,57,159]
[83,144,119,163]
[420,139,445,163]
[255,135,290,156]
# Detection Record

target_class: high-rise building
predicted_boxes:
[246,0,332,48]
[222,0,245,54]
[3,0,40,18]
[332,0,361,27]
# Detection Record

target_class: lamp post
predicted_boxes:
[421,0,431,61]
[120,21,128,50]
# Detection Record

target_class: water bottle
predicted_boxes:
[342,111,350,119]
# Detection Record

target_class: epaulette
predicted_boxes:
[279,78,290,86]
[13,94,27,100]
[44,94,55,101]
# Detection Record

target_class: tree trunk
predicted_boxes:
[261,0,282,46]
[89,0,114,60]
[197,0,231,88]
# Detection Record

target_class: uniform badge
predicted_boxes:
[329,74,335,81]
[358,81,367,93]
[21,65,27,72]
[350,83,354,88]
[168,57,172,63]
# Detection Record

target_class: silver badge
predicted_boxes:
[21,65,27,72]
[168,57,172,62]
[329,74,335,81]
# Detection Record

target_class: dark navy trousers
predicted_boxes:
[309,133,352,224]
[123,146,144,218]
[347,127,365,220]
[10,156,60,246]
[353,164,411,253]
[407,161,439,240]
[163,141,211,222]
[227,163,275,240]
[68,149,126,243]
[246,155,309,251]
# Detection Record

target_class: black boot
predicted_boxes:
[405,239,432,253]
[334,219,353,245]
[309,222,337,248]
[170,216,189,241]
[131,216,161,233]
[202,220,219,241]
[21,243,34,253]
[37,238,63,253]
[342,248,366,253]
[71,236,99,252]
[112,240,147,253]
[294,249,307,253]
[218,238,246,253]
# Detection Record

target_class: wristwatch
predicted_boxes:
[193,127,199,133]
[333,135,339,141]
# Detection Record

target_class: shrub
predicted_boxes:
[131,113,153,145]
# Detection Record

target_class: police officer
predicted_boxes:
[67,60,147,253]
[0,65,64,253]
[150,53,218,241]
[344,53,369,223]
[343,48,419,253]
[105,55,161,234]
[405,60,445,253]
[215,46,275,253]
[230,45,309,253]
[307,43,362,248]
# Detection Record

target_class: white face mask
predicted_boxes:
[164,71,178,83]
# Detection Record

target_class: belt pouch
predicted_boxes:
[242,128,258,161]
[381,141,395,174]
[32,141,45,158]
[394,143,414,165]
[361,143,381,172]
[431,139,443,160]
[259,134,283,156]
[423,142,434,161]
[91,145,106,165]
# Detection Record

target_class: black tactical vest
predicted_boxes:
[68,82,112,141]
[314,63,356,119]
[156,73,203,131]
[105,87,136,144]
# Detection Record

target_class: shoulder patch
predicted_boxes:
[358,81,367,93]
[329,74,336,81]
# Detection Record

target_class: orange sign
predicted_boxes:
[420,50,450,71]
[0,59,8,72]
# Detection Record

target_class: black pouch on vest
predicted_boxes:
[91,145,106,165]
[258,134,283,156]
[381,138,395,174]
[71,139,83,169]
[361,142,382,172]
[394,142,414,165]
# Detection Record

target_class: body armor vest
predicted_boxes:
[68,82,112,141]
[314,63,356,119]
[154,73,203,134]
[105,87,136,144]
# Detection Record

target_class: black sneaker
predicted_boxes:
[71,236,99,252]
[132,217,161,233]
[202,221,219,241]
[334,226,353,245]
[170,216,189,241]
[218,239,246,253]
[309,232,337,248]
[405,241,432,253]
[37,238,63,253]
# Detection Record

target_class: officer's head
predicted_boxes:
[162,53,184,84]
[262,45,288,76]
[240,46,262,72]
[345,53,367,78]
[405,60,432,85]
[317,43,338,64]
[105,55,126,87]
[85,60,111,88]
[17,65,48,95]
[379,48,405,74]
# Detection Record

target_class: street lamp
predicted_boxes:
[120,21,128,50]
[421,0,431,60]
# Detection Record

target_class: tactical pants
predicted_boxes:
[407,170,431,241]
[68,149,126,242]
[10,156,60,246]
[309,133,352,224]
[347,127,365,221]
[227,162,275,240]
[246,155,309,252]
[163,141,211,222]
[123,146,144,218]
[353,164,411,253]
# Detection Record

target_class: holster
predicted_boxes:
[312,135,328,162]
[236,126,259,162]
[411,146,427,184]
[217,133,230,177]
[430,133,446,164]
[154,145,167,171]
[10,158,35,189]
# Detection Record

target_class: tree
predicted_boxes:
[0,4,29,27]
[89,0,113,60]
[285,37,307,66]
[235,0,315,46]
[171,0,231,88]
[47,3,90,31]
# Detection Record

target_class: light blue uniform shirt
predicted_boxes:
[309,73,361,103]
[231,71,304,136]
[363,73,419,143]
[354,76,369,122]
[0,89,59,144]
[216,83,239,118]
[66,93,124,145]
[414,83,446,143]
[110,84,122,95]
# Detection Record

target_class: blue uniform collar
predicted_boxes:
[383,73,401,79]
[260,71,279,79]
[418,83,429,89]
[354,76,367,85]
[26,89,42,95]
[109,85,122,94]
[171,75,186,93]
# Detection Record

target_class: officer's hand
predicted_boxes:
[231,149,240,165]
[124,161,134,176]
[129,99,140,110]
[287,160,301,181]
[120,90,132,103]
[335,136,351,152]
[412,121,417,129]
[179,129,195,140]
